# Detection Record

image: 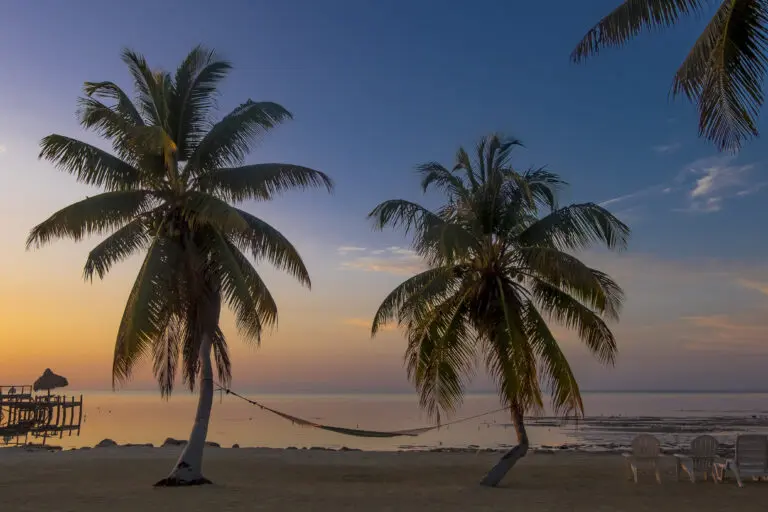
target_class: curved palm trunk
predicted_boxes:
[479,404,529,487]
[155,294,221,487]
[155,335,214,486]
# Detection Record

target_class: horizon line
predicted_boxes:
[48,388,768,395]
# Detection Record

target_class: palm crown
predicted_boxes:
[27,46,333,396]
[572,0,768,152]
[369,135,628,423]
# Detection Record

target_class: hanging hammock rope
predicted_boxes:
[215,383,511,439]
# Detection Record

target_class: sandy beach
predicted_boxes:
[1,447,766,511]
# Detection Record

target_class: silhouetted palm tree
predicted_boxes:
[573,0,768,152]
[27,46,332,486]
[369,135,627,486]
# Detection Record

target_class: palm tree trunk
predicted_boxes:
[479,403,529,487]
[155,333,215,486]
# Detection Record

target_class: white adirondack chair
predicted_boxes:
[674,435,719,483]
[623,434,662,483]
[716,434,768,487]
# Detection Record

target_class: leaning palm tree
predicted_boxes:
[369,135,628,486]
[572,1,768,153]
[26,46,333,485]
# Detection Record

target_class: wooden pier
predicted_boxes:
[0,385,83,446]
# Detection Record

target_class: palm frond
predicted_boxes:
[196,163,334,203]
[170,45,233,159]
[39,135,141,191]
[113,237,183,387]
[518,247,624,320]
[121,48,166,126]
[418,162,470,198]
[512,168,567,212]
[673,0,768,151]
[454,147,479,189]
[83,81,145,127]
[187,101,292,174]
[201,231,278,342]
[371,267,459,335]
[26,190,155,249]
[76,98,143,164]
[185,193,311,287]
[368,199,445,235]
[230,208,312,288]
[532,280,618,365]
[405,292,476,423]
[152,314,184,398]
[523,302,583,416]
[484,277,543,413]
[571,0,705,62]
[212,327,232,389]
[519,203,630,251]
[83,216,152,280]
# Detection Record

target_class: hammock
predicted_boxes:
[217,385,509,439]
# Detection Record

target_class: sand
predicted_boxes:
[1,447,766,511]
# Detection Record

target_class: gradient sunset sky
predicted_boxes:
[1,0,768,393]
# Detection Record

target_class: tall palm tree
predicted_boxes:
[572,0,768,153]
[369,135,628,487]
[26,46,333,486]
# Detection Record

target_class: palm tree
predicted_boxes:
[26,46,333,486]
[368,135,628,487]
[572,0,768,153]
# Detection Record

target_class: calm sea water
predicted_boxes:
[10,391,768,450]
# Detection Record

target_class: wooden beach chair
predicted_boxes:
[674,435,719,483]
[623,434,662,483]
[715,434,768,487]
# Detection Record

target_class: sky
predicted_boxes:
[1,0,768,394]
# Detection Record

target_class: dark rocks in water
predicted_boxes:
[310,446,330,451]
[24,443,62,452]
[161,438,187,447]
[232,444,240,448]
[95,438,117,448]
[205,441,220,448]
[339,446,361,452]
[122,443,153,448]
[286,446,298,450]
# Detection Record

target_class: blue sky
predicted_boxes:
[1,0,767,393]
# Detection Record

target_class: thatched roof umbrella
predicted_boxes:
[33,369,68,395]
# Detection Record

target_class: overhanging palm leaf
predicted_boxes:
[572,0,768,152]
[674,0,768,151]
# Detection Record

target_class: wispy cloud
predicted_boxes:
[599,184,668,208]
[736,181,768,197]
[682,313,768,353]
[652,142,681,154]
[737,279,768,297]
[336,245,367,255]
[340,246,425,276]
[677,156,759,213]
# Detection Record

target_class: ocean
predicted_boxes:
[7,391,768,451]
